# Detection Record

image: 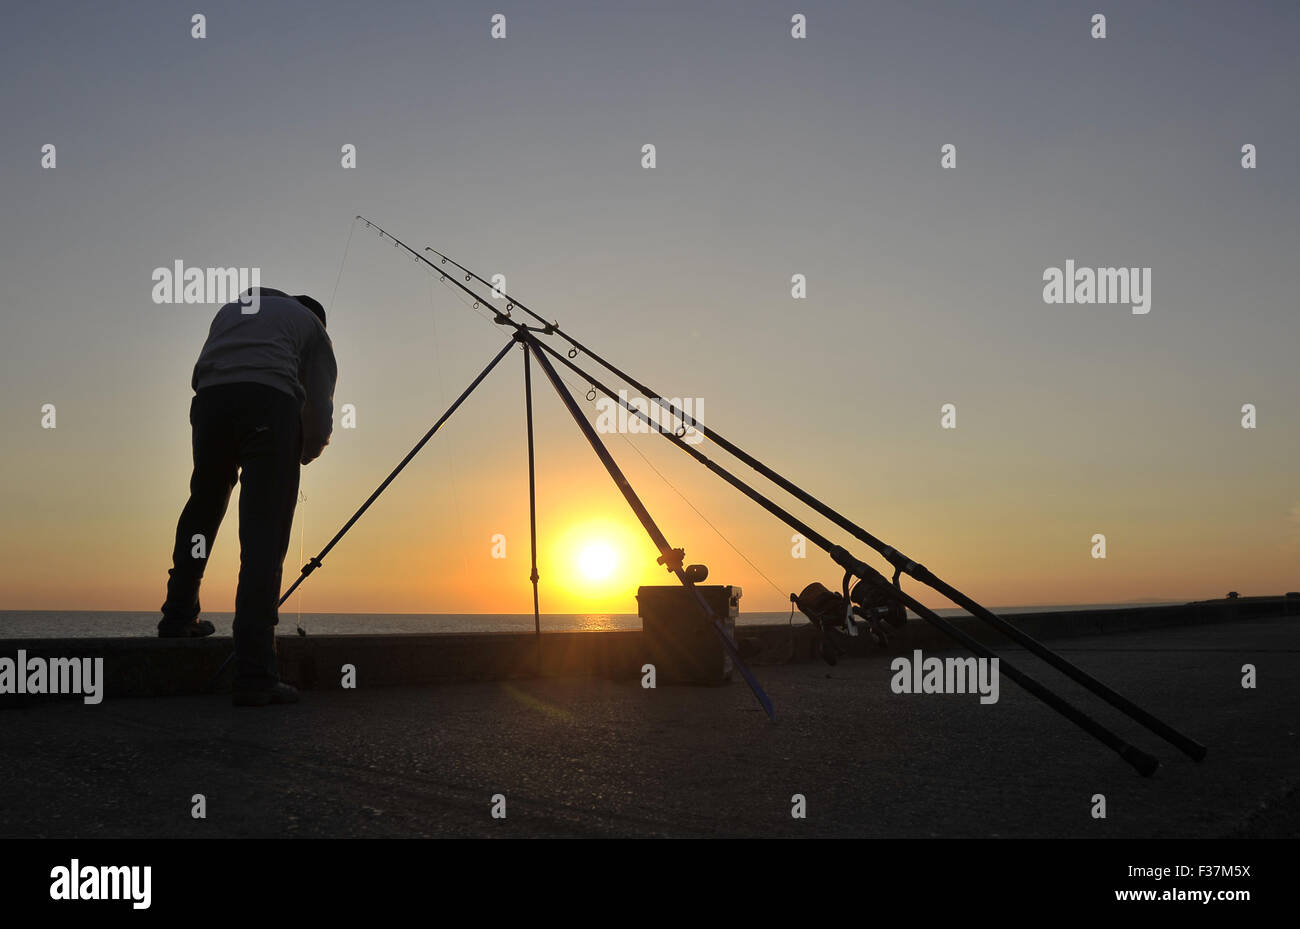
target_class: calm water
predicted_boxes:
[0,603,1183,639]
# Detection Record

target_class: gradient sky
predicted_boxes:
[1,0,1297,616]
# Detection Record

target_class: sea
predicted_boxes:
[0,602,1184,639]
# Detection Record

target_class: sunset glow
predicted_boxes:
[537,515,661,610]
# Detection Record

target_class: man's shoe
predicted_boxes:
[232,682,300,707]
[158,619,216,638]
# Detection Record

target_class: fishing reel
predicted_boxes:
[792,563,907,665]
[849,570,908,630]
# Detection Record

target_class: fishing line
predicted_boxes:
[288,219,358,635]
[352,222,500,607]
[548,365,789,605]
[328,216,359,313]
[615,425,789,604]
[338,221,492,611]
[428,278,474,584]
[296,488,307,635]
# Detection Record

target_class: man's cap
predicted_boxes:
[294,295,326,329]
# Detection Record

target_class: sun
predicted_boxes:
[577,541,618,582]
[547,518,647,607]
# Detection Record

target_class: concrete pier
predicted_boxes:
[0,611,1295,838]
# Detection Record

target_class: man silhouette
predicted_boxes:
[159,287,337,706]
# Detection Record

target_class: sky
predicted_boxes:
[0,0,1297,617]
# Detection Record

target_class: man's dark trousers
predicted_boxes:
[161,383,302,689]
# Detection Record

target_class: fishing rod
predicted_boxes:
[206,338,518,690]
[528,336,1160,775]
[421,240,1206,764]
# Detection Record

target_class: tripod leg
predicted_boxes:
[205,337,519,691]
[523,344,543,673]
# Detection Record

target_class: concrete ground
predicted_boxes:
[1,615,1296,838]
